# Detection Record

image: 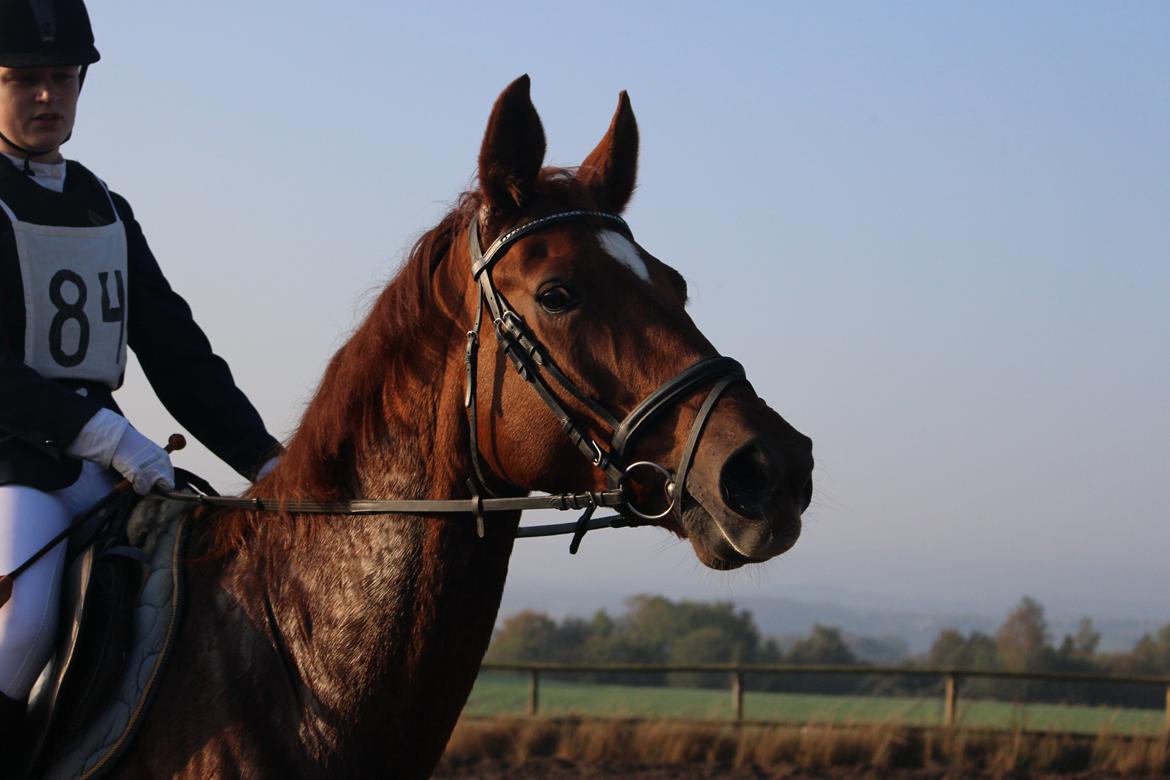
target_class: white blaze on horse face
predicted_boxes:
[597,230,651,283]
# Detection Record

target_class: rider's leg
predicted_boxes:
[0,486,71,704]
[0,461,118,701]
[50,460,120,530]
[0,460,118,759]
[0,483,70,760]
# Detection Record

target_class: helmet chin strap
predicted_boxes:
[0,129,62,173]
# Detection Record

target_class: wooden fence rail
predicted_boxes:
[479,662,1170,729]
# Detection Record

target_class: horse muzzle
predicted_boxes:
[678,406,813,570]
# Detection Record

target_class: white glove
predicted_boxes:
[66,408,130,465]
[111,426,175,495]
[68,409,175,495]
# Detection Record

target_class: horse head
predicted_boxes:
[459,76,813,570]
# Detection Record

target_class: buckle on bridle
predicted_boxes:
[495,310,525,339]
[618,461,677,521]
[588,439,604,467]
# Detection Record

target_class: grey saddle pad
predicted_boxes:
[33,496,190,780]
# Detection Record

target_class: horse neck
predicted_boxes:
[237,244,519,762]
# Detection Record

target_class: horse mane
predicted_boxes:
[208,170,593,557]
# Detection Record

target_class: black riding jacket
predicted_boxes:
[0,156,279,490]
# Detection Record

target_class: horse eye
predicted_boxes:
[537,285,578,313]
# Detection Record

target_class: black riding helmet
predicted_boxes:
[0,0,99,68]
[0,0,98,161]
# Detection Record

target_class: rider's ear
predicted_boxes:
[478,74,547,216]
[577,91,639,214]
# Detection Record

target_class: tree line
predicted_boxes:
[485,595,1170,708]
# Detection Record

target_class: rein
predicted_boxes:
[165,210,746,554]
[159,486,638,545]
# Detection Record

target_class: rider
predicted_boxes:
[0,0,281,750]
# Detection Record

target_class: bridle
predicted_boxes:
[465,208,745,548]
[163,209,746,553]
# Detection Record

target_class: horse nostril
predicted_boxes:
[800,475,813,513]
[719,441,777,520]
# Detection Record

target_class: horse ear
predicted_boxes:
[478,74,547,214]
[577,91,639,213]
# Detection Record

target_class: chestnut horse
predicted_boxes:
[112,76,813,778]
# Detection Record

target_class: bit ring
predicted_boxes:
[618,461,676,521]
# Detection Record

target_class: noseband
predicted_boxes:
[465,209,745,549]
[157,210,746,554]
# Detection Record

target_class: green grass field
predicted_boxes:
[465,672,1166,736]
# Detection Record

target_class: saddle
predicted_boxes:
[16,492,193,780]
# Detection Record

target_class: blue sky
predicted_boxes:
[68,2,1169,620]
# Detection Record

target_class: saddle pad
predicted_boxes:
[35,496,189,780]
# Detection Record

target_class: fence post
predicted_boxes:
[528,668,540,717]
[731,668,744,724]
[943,673,958,728]
[1164,684,1170,733]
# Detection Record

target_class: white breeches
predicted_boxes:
[0,460,117,700]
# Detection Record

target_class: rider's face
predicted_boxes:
[0,65,80,161]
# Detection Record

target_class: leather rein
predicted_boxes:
[163,209,745,553]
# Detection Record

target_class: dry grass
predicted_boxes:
[438,716,1170,776]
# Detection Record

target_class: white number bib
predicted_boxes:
[0,188,129,388]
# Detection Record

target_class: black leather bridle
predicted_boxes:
[163,209,746,554]
[465,209,745,549]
